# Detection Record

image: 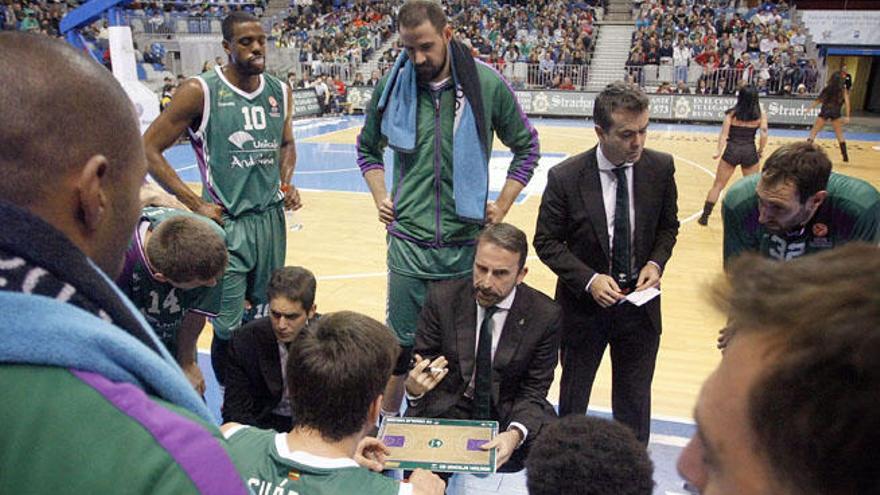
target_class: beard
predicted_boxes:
[474,285,504,308]
[415,61,441,82]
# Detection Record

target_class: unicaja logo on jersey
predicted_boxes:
[228,130,255,150]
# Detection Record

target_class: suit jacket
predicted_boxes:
[533,146,679,344]
[222,317,292,432]
[407,279,561,438]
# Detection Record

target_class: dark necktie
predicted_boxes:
[474,305,498,420]
[612,166,632,289]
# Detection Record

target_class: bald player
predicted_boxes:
[0,33,248,493]
[144,12,299,384]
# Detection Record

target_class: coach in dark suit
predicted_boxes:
[222,267,317,432]
[405,223,561,472]
[534,82,679,444]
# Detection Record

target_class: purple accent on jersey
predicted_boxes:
[475,60,540,186]
[133,218,159,280]
[188,308,219,318]
[187,131,226,208]
[117,231,143,288]
[72,370,248,494]
[383,435,406,448]
[356,132,384,174]
[466,439,487,451]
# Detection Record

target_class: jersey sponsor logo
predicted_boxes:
[231,154,277,169]
[812,223,828,237]
[268,96,282,118]
[228,130,280,152]
[229,131,256,150]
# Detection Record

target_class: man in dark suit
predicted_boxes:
[534,82,679,444]
[405,223,561,471]
[222,266,317,432]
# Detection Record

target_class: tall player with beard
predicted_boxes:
[144,12,299,384]
[357,0,541,423]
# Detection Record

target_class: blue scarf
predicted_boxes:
[377,41,489,222]
[0,201,213,422]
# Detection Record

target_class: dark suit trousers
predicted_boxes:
[558,304,659,444]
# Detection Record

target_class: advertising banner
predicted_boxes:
[347,87,818,125]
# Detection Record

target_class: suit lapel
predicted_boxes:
[633,154,652,261]
[579,147,611,260]
[457,288,478,383]
[493,288,527,374]
[257,324,283,397]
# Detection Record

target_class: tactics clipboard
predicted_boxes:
[377,417,498,474]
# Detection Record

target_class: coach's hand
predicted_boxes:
[193,201,225,226]
[405,354,448,397]
[376,196,395,225]
[354,437,390,472]
[481,429,522,468]
[408,469,445,495]
[589,275,625,308]
[635,263,661,292]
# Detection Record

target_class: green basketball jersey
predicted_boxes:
[190,67,288,218]
[225,426,408,495]
[722,173,880,264]
[118,207,225,357]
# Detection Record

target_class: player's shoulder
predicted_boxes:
[142,206,224,234]
[263,72,288,92]
[223,423,275,444]
[330,467,402,495]
[828,173,880,209]
[723,174,760,210]
[474,58,504,82]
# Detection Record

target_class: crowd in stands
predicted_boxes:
[277,0,395,80]
[6,0,831,97]
[1,0,80,37]
[127,0,267,18]
[370,0,600,89]
[628,0,821,95]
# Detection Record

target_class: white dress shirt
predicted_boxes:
[584,145,635,291]
[272,342,292,417]
[585,145,662,292]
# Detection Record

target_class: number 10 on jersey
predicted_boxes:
[241,106,267,131]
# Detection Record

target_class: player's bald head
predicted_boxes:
[0,32,143,208]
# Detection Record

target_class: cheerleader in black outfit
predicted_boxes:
[807,72,851,162]
[698,86,768,225]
